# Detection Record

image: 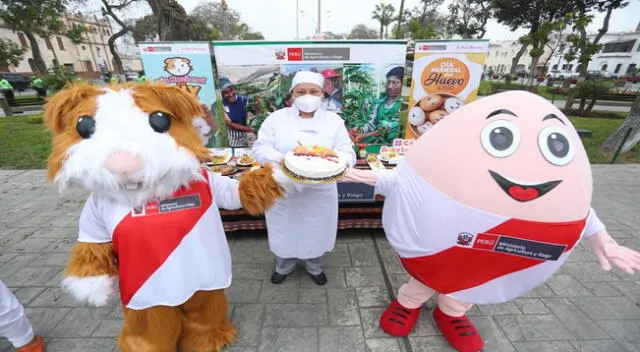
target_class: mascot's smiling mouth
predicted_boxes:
[488,170,561,202]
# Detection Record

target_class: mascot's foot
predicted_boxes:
[433,306,483,352]
[180,320,238,352]
[379,299,421,337]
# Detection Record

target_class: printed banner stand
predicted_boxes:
[211,40,409,148]
[138,41,226,147]
[406,40,489,139]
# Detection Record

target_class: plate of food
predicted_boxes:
[281,142,347,184]
[236,154,257,167]
[366,154,386,170]
[208,164,236,176]
[207,148,232,165]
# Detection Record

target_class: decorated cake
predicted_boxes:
[283,142,347,182]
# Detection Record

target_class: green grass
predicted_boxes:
[0,114,51,169]
[1,113,638,169]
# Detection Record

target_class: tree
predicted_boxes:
[491,0,576,76]
[395,0,405,39]
[372,3,396,39]
[348,24,378,39]
[146,0,191,40]
[0,38,26,68]
[563,0,628,109]
[188,15,221,41]
[601,93,640,155]
[189,1,263,40]
[0,0,69,73]
[66,23,90,44]
[131,14,157,42]
[99,0,141,73]
[447,0,492,39]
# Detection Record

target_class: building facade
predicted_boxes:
[484,39,556,75]
[0,13,117,77]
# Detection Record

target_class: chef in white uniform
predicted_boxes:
[252,71,356,285]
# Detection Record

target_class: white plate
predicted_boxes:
[207,148,232,165]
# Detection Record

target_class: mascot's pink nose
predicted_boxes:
[104,152,144,175]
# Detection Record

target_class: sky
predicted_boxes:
[168,0,640,41]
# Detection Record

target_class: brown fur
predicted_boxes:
[118,290,235,352]
[43,82,104,180]
[238,164,285,216]
[64,242,118,277]
[43,82,211,181]
[180,290,237,352]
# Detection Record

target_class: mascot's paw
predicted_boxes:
[181,319,238,352]
[433,306,484,352]
[238,164,285,216]
[61,275,116,307]
[379,299,421,337]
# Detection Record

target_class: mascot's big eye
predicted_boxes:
[149,111,171,133]
[538,125,574,166]
[480,119,520,158]
[76,116,95,139]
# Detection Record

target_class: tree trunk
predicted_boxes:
[510,43,528,75]
[395,0,405,39]
[24,31,47,73]
[579,97,587,111]
[601,93,640,154]
[385,24,389,39]
[147,0,190,41]
[586,98,596,112]
[379,24,383,39]
[101,0,130,74]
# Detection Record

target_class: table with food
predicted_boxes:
[204,145,402,232]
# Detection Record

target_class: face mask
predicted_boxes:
[294,94,322,113]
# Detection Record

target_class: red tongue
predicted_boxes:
[508,185,539,201]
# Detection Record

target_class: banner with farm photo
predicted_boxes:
[406,40,489,139]
[138,41,220,147]
[212,40,408,145]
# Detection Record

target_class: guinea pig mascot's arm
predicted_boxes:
[209,164,285,216]
[582,208,640,275]
[342,168,399,197]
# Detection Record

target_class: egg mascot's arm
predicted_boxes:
[582,208,640,274]
[342,168,399,196]
[62,195,119,307]
[211,164,285,215]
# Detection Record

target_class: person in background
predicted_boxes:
[137,73,147,83]
[350,66,404,144]
[198,103,219,147]
[320,68,342,113]
[30,74,46,98]
[219,76,256,147]
[0,77,14,102]
[0,279,45,352]
[252,71,357,286]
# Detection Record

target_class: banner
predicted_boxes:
[138,41,220,147]
[406,40,489,139]
[212,40,409,146]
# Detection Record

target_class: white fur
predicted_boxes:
[61,275,116,307]
[193,116,212,145]
[54,88,204,208]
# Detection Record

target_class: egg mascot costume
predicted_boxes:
[343,90,640,352]
[43,82,287,352]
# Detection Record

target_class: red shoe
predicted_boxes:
[433,306,483,352]
[379,299,422,337]
[17,336,44,352]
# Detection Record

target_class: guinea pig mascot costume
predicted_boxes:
[343,90,640,352]
[43,81,286,352]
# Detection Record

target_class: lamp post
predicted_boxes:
[296,0,299,40]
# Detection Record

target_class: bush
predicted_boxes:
[573,78,613,112]
[41,64,80,92]
[27,115,43,124]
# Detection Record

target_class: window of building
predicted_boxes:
[52,59,59,67]
[82,45,86,50]
[601,64,608,71]
[561,64,567,70]
[56,37,65,50]
[45,38,53,51]
[614,63,622,74]
[17,33,28,48]
[568,64,574,71]
[602,39,636,53]
[552,64,558,69]
[627,63,637,74]
[97,47,100,53]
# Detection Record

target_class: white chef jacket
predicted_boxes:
[375,161,605,304]
[252,106,356,259]
[77,169,241,310]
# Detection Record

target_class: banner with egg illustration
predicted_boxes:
[406,40,489,139]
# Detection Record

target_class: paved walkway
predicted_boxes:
[1,166,639,352]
